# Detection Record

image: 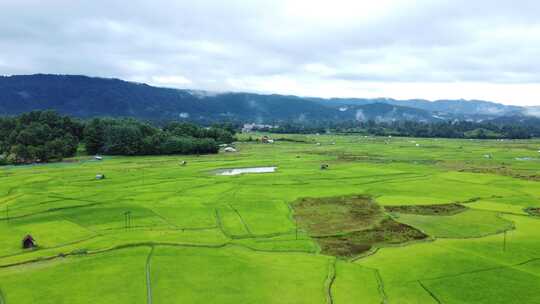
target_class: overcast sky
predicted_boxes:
[1,0,539,105]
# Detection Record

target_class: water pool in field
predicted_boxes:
[215,166,277,176]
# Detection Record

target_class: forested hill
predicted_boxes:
[0,74,537,123]
[0,74,336,122]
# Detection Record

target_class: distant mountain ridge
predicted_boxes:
[0,74,537,123]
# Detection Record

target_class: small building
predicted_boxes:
[224,147,237,153]
[95,156,103,161]
[96,174,106,180]
[22,235,36,249]
[180,160,187,166]
[261,136,274,144]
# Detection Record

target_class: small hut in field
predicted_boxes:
[96,174,106,180]
[22,235,36,249]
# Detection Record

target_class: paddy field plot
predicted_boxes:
[1,135,540,303]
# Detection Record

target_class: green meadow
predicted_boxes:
[1,134,540,303]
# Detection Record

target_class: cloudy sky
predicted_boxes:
[1,0,539,105]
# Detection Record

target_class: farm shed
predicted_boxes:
[96,174,106,180]
[261,136,274,144]
[22,235,36,249]
[224,147,237,153]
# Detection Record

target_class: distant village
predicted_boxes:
[241,123,278,133]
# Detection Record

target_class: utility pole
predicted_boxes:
[295,217,298,240]
[503,230,507,252]
[124,211,132,230]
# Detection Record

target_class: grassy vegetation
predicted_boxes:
[1,134,540,303]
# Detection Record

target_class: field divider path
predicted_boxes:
[146,246,155,304]
[0,240,321,271]
[215,209,232,239]
[406,257,540,284]
[418,280,442,304]
[0,202,102,221]
[374,268,388,304]
[360,265,388,304]
[227,203,253,236]
[324,258,337,304]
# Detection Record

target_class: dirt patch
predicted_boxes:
[525,207,540,216]
[292,195,428,257]
[292,195,384,236]
[385,203,467,216]
[315,219,427,258]
[442,162,540,181]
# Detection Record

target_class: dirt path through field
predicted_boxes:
[146,246,155,304]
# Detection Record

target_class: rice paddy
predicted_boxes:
[1,134,539,303]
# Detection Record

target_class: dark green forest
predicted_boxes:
[0,111,235,165]
[0,110,538,165]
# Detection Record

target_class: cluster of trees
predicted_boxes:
[0,111,235,165]
[267,120,536,139]
[84,119,234,156]
[0,111,83,164]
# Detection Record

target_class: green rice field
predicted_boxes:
[1,134,540,303]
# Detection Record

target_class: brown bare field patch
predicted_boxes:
[292,195,384,236]
[385,203,467,216]
[525,207,540,216]
[292,195,427,257]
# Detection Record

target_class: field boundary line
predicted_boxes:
[146,246,155,304]
[359,265,388,304]
[0,234,102,262]
[0,287,5,304]
[0,241,229,270]
[227,203,253,236]
[0,202,102,221]
[373,268,388,304]
[0,240,321,270]
[324,258,337,304]
[214,209,232,239]
[229,243,316,254]
[418,280,442,304]
[408,257,540,283]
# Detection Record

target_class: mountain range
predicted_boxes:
[0,74,538,124]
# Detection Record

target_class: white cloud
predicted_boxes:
[0,0,539,105]
[151,75,193,86]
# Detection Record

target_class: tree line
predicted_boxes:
[265,120,536,139]
[0,111,235,165]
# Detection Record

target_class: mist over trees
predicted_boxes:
[267,120,535,139]
[0,109,537,166]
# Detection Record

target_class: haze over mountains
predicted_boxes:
[0,74,537,124]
